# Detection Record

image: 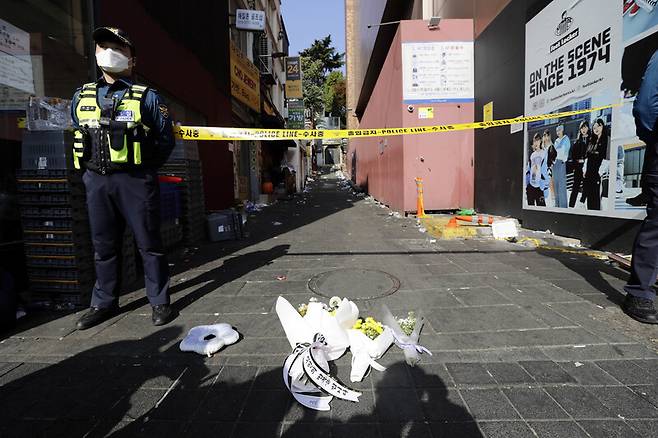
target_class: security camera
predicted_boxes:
[407,105,414,113]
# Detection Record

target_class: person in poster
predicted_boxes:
[542,130,557,204]
[553,125,571,208]
[569,120,590,207]
[582,119,609,210]
[525,133,548,206]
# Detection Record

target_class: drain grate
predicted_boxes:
[308,268,401,300]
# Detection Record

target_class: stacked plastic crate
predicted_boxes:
[159,180,183,250]
[159,139,206,245]
[17,131,137,308]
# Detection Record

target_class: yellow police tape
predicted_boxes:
[174,103,619,141]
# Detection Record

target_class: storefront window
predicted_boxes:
[1,0,93,279]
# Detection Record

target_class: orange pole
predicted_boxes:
[456,215,494,225]
[415,177,426,218]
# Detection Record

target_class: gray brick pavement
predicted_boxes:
[1,171,658,437]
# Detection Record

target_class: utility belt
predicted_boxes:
[73,118,151,172]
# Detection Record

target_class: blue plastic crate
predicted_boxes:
[159,182,182,224]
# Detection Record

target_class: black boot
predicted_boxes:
[152,304,176,326]
[76,305,120,330]
[626,191,649,207]
[623,294,658,324]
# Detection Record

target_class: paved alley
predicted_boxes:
[2,172,658,438]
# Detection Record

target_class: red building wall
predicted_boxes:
[349,19,475,213]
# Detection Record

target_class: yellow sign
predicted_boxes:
[483,101,493,129]
[285,79,303,99]
[230,40,260,113]
[175,103,618,141]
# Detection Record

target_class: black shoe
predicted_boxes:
[76,305,119,330]
[626,192,649,207]
[152,304,176,326]
[623,294,658,324]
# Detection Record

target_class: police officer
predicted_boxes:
[72,27,176,329]
[624,48,658,324]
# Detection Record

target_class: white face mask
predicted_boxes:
[95,48,130,73]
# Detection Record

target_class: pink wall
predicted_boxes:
[348,19,474,213]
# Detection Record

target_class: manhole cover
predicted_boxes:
[308,268,400,300]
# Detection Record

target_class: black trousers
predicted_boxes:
[582,174,601,210]
[83,169,169,308]
[526,185,546,206]
[626,183,658,300]
[569,163,584,207]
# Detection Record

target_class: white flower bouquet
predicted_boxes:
[380,305,432,366]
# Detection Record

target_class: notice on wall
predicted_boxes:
[418,107,434,119]
[522,0,638,218]
[0,18,35,101]
[402,41,474,104]
[483,101,493,129]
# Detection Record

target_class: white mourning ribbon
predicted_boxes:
[380,305,432,366]
[283,334,361,411]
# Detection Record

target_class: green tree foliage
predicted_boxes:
[301,58,325,127]
[324,70,346,125]
[299,35,346,127]
[299,35,344,74]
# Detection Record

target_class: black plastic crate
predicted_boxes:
[28,267,94,281]
[23,229,91,245]
[18,193,86,206]
[206,210,242,242]
[16,169,80,179]
[160,222,183,249]
[17,180,85,194]
[21,218,82,230]
[25,254,93,269]
[24,243,92,257]
[21,130,75,170]
[20,205,88,220]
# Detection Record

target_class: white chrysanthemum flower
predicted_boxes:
[329,296,342,309]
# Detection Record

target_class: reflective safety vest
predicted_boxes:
[73,82,151,173]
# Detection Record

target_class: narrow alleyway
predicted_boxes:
[2,171,658,437]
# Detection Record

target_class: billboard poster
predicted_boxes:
[402,41,474,103]
[521,0,651,219]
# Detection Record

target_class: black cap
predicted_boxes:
[93,27,134,51]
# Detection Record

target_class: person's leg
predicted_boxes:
[569,166,582,207]
[626,183,658,299]
[526,186,536,205]
[617,158,624,193]
[114,171,170,306]
[83,171,124,308]
[554,160,567,207]
[534,187,546,207]
[624,183,658,323]
[585,177,601,210]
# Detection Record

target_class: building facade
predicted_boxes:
[346,0,647,251]
[228,0,298,203]
[0,0,297,294]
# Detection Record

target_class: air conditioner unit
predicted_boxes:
[259,35,272,71]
